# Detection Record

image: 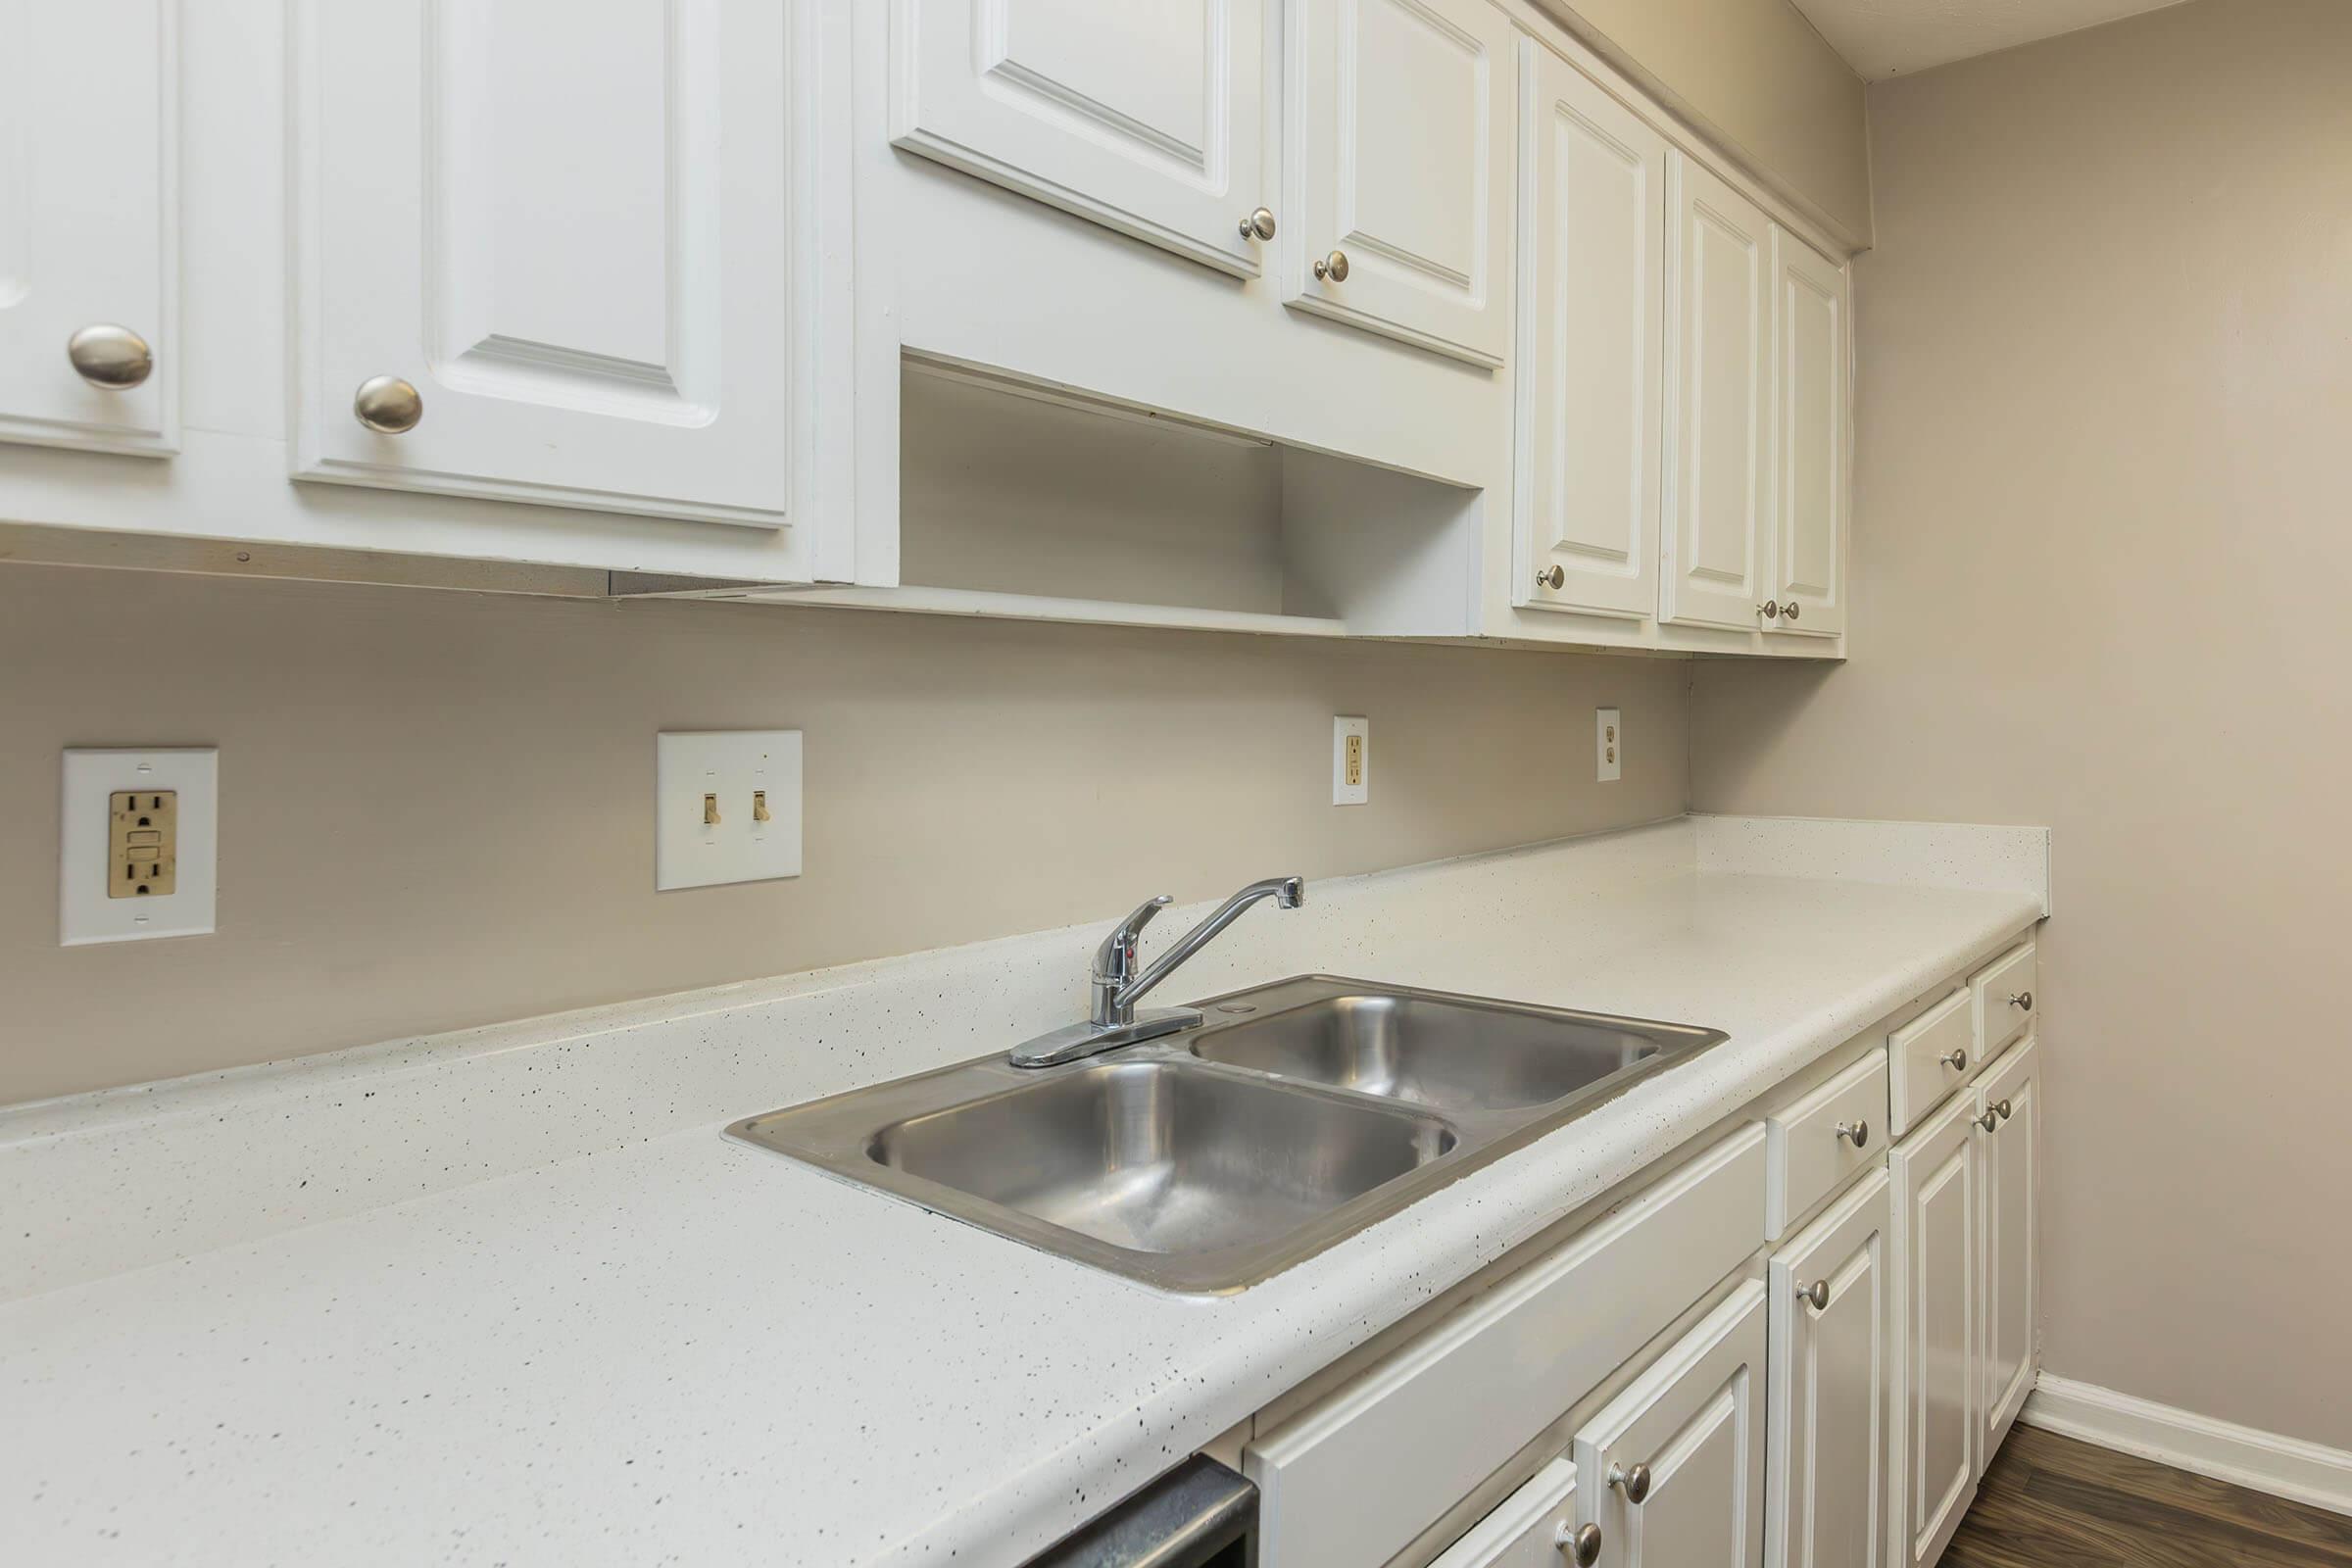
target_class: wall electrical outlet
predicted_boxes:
[1333,715,1369,807]
[61,748,218,945]
[1596,708,1622,783]
[656,730,803,891]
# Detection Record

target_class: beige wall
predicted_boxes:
[1690,0,2352,1449]
[0,564,1688,1105]
[1542,0,1872,244]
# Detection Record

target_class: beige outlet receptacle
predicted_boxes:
[1344,733,1365,788]
[108,790,177,899]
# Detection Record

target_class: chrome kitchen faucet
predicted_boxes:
[1008,875,1305,1067]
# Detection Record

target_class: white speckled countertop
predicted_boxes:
[1,816,2046,1567]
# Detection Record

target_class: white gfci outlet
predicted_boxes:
[1596,708,1622,783]
[60,747,219,946]
[657,731,804,891]
[1333,715,1369,806]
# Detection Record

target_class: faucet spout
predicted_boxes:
[1112,876,1304,1022]
[1009,875,1307,1068]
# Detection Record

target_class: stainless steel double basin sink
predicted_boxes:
[728,976,1728,1292]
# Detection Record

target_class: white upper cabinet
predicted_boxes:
[1514,40,1664,621]
[1575,1281,1768,1568]
[1768,225,1849,637]
[1661,151,1772,632]
[290,0,829,530]
[0,0,176,457]
[890,0,1268,277]
[1285,0,1515,368]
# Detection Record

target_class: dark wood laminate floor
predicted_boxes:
[1947,1425,2352,1567]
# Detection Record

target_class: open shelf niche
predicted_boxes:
[781,358,1485,640]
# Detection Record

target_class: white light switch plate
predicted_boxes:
[656,730,803,891]
[61,747,219,946]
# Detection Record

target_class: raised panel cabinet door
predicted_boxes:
[0,0,175,456]
[1513,40,1663,621]
[1977,1038,2039,1467]
[291,0,834,534]
[891,0,1268,276]
[1889,1095,1979,1568]
[1768,225,1847,637]
[1661,152,1771,632]
[1431,1457,1584,1568]
[1286,0,1516,368]
[1768,1169,1890,1568]
[1574,1281,1768,1568]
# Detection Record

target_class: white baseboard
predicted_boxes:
[2023,1372,2352,1518]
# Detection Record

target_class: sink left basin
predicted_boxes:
[730,1055,1459,1293]
[873,1060,1455,1256]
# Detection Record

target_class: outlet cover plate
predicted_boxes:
[1596,708,1622,782]
[1333,715,1369,807]
[657,730,803,891]
[61,747,219,945]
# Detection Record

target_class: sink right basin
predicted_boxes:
[1188,984,1722,1113]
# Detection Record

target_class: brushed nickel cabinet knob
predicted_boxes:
[66,323,154,389]
[1536,564,1566,590]
[1783,601,1801,622]
[2010,991,2034,1010]
[1758,601,1782,619]
[1995,1098,2014,1121]
[1836,1118,1869,1149]
[1240,206,1277,241]
[1977,1107,2001,1133]
[1798,1278,1830,1310]
[1608,1461,1650,1503]
[1940,1048,1968,1073]
[1312,249,1350,282]
[1559,1521,1602,1565]
[354,375,423,433]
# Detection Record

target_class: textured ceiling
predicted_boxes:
[1790,0,2193,77]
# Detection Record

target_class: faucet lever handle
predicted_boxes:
[1096,894,1174,983]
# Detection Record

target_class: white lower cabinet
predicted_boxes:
[1573,1281,1769,1568]
[1433,1458,1588,1568]
[1888,1092,1979,1568]
[1767,1169,1890,1568]
[1975,1038,2040,1466]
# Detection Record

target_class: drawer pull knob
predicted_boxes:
[1239,206,1277,241]
[1940,1048,1968,1073]
[1536,564,1566,591]
[1608,1461,1651,1504]
[1977,1108,2000,1133]
[1312,249,1350,282]
[1995,1098,2014,1122]
[1835,1118,1869,1149]
[1758,600,1782,619]
[67,323,154,389]
[1558,1521,1603,1565]
[354,375,424,433]
[1783,601,1801,622]
[1798,1278,1830,1310]
[2010,991,2034,1010]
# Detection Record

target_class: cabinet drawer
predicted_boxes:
[1766,1052,1887,1236]
[1972,940,2037,1060]
[1246,1126,1767,1568]
[1431,1457,1582,1568]
[1888,989,1974,1138]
